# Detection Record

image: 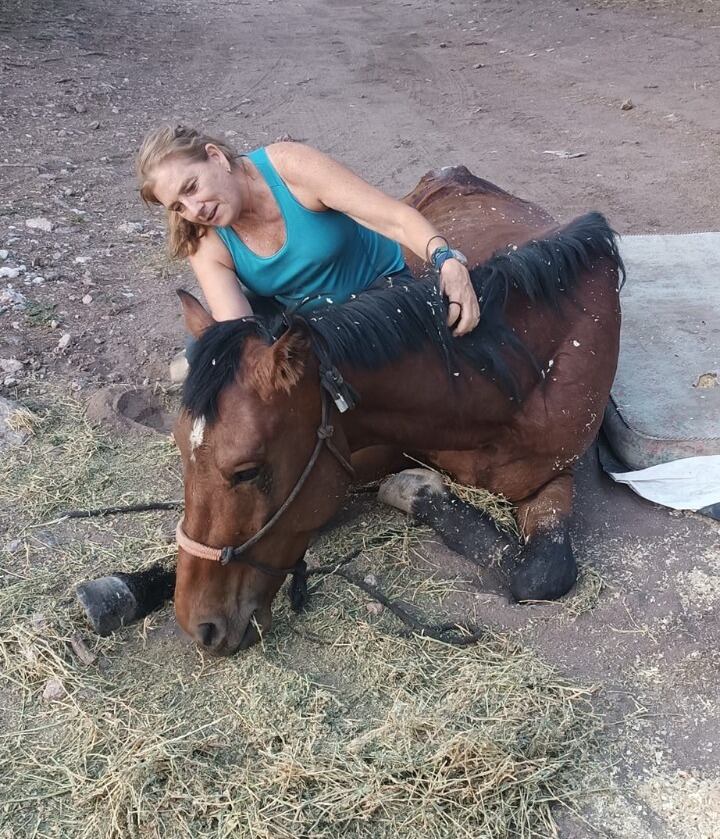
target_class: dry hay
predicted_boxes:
[0,386,605,838]
[0,386,180,518]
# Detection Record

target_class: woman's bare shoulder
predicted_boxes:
[265,142,333,209]
[265,141,332,175]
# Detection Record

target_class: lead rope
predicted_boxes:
[290,545,489,647]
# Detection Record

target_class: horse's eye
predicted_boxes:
[231,466,261,485]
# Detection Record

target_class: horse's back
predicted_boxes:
[405,165,518,209]
[403,165,557,270]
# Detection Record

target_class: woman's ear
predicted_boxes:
[177,289,215,338]
[205,144,231,172]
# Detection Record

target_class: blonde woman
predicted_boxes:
[137,125,480,334]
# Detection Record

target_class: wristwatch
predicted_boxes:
[430,245,468,272]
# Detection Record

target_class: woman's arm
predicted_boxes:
[188,230,253,321]
[269,142,480,336]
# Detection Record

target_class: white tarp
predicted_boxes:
[608,455,720,511]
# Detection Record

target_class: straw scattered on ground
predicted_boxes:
[444,478,520,538]
[0,385,607,838]
[403,454,520,538]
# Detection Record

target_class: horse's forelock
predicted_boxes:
[182,318,271,422]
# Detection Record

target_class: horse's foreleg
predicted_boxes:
[378,468,511,565]
[76,563,176,636]
[510,471,577,602]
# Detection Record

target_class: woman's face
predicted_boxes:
[151,145,241,227]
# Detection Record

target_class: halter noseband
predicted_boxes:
[175,378,355,583]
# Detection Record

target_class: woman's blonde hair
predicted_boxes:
[136,124,237,258]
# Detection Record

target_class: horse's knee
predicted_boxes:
[510,523,577,602]
[509,470,577,599]
[379,468,509,564]
[515,471,574,537]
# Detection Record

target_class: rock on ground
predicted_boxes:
[0,395,32,452]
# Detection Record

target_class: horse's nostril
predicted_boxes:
[198,622,214,647]
[197,620,225,649]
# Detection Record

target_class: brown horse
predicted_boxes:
[172,166,624,655]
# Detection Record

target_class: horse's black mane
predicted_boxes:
[183,212,624,421]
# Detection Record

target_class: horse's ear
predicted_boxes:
[251,331,309,399]
[177,289,215,338]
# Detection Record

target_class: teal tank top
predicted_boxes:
[214,147,405,309]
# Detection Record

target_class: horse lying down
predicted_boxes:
[77,166,624,654]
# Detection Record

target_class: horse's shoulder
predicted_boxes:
[404,165,514,211]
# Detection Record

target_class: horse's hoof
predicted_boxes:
[510,526,577,602]
[76,575,139,636]
[76,564,176,635]
[377,468,447,514]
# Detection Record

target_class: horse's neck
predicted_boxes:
[334,351,517,452]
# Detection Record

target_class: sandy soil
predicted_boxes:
[1,0,719,836]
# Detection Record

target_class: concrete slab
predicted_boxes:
[604,233,720,469]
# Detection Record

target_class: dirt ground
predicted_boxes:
[1,0,719,836]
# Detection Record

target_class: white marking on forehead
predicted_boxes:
[189,416,206,458]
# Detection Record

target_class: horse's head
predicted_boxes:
[173,292,353,655]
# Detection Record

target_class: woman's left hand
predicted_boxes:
[439,260,481,336]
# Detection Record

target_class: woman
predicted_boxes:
[136,125,480,335]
